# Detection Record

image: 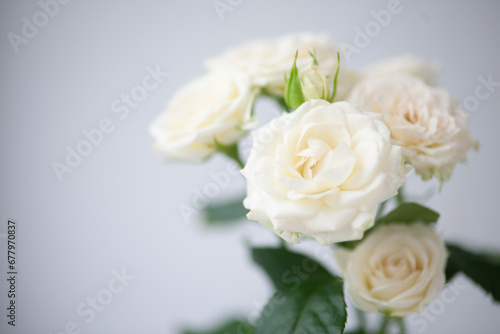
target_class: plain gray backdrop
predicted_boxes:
[1,0,499,333]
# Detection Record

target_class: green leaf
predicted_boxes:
[284,51,306,110]
[377,202,439,225]
[251,247,347,334]
[445,243,500,302]
[335,239,362,250]
[182,318,254,334]
[254,279,346,334]
[308,48,318,65]
[203,197,247,225]
[478,251,500,264]
[251,247,332,290]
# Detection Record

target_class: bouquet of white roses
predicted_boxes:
[150,33,498,334]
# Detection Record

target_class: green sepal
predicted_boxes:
[309,48,318,65]
[284,51,306,110]
[328,52,341,102]
[213,138,244,168]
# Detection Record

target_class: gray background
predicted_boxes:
[1,0,499,333]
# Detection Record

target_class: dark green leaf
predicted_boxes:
[254,279,346,334]
[337,203,439,250]
[377,202,439,225]
[284,51,306,110]
[203,198,247,225]
[251,247,346,334]
[335,240,360,250]
[478,251,500,264]
[251,247,331,290]
[182,318,254,334]
[446,243,500,302]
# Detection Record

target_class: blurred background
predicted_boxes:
[1,0,499,333]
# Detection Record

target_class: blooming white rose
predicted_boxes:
[205,32,358,100]
[363,55,441,84]
[241,100,407,245]
[150,71,258,162]
[335,223,447,316]
[348,75,478,182]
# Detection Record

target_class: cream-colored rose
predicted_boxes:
[348,75,478,182]
[149,71,258,162]
[205,32,358,100]
[335,223,447,316]
[241,100,407,245]
[299,64,329,100]
[363,55,441,84]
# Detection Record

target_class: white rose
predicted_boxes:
[299,64,329,101]
[348,75,478,182]
[150,71,258,162]
[363,55,441,84]
[335,223,447,316]
[205,32,358,100]
[241,100,407,245]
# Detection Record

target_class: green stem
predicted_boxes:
[229,152,244,169]
[397,317,406,334]
[355,308,367,332]
[395,185,405,205]
[377,316,391,334]
[278,236,288,249]
[260,88,291,113]
[375,200,388,221]
[274,96,291,113]
[213,139,245,169]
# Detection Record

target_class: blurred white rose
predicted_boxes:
[348,75,478,182]
[241,100,407,245]
[335,223,447,316]
[363,55,441,84]
[150,71,258,162]
[205,32,358,100]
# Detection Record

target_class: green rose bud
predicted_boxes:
[299,64,329,100]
